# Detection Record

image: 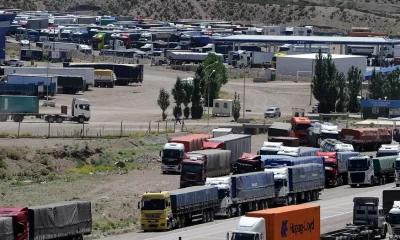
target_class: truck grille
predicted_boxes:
[185,174,196,181]
[393,227,400,235]
[145,213,161,219]
[350,172,365,183]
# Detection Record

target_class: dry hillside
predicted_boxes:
[2,0,400,32]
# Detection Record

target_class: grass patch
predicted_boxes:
[219,91,231,99]
[202,114,216,120]
[93,217,138,232]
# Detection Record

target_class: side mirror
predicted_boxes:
[137,201,141,209]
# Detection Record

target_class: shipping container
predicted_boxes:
[244,205,320,240]
[0,217,13,240]
[57,76,86,94]
[230,171,275,199]
[0,83,44,96]
[170,186,219,209]
[77,17,97,25]
[169,134,212,152]
[267,122,291,138]
[373,156,397,174]
[288,163,325,192]
[0,95,39,114]
[27,18,49,30]
[7,74,58,89]
[20,49,43,61]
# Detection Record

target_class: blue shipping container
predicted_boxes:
[261,155,294,165]
[230,171,275,200]
[170,186,218,209]
[288,163,325,192]
[266,156,325,168]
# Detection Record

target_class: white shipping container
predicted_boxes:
[7,74,58,89]
[263,26,285,36]
[293,27,311,36]
[54,18,74,25]
[4,67,94,86]
[251,52,274,65]
[42,42,77,52]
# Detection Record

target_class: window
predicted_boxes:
[215,102,220,108]
[372,107,379,114]
[223,103,228,108]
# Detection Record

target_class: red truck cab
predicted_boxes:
[0,207,29,240]
[291,117,311,145]
[180,153,206,188]
[233,153,263,174]
[202,141,222,149]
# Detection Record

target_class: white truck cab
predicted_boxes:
[277,146,300,157]
[160,143,185,174]
[396,158,400,187]
[377,145,400,157]
[72,98,90,122]
[388,201,400,235]
[258,141,283,155]
[205,176,233,217]
[229,216,264,240]
[264,167,291,205]
[348,156,374,187]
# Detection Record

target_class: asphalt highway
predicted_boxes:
[100,183,396,240]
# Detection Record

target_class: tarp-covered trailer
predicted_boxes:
[269,136,299,147]
[288,163,325,193]
[264,156,325,168]
[340,128,392,151]
[169,134,212,152]
[170,186,219,210]
[0,217,13,240]
[267,122,291,139]
[373,155,397,177]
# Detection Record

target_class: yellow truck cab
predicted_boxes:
[139,191,172,231]
[272,52,287,68]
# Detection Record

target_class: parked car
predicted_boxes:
[264,107,281,118]
[312,103,319,113]
[5,59,24,67]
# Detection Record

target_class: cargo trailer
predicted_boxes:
[167,52,224,64]
[269,136,299,147]
[180,149,231,188]
[139,186,220,231]
[0,82,45,96]
[229,205,320,240]
[267,122,291,140]
[263,156,324,169]
[206,171,275,218]
[203,134,251,170]
[57,76,86,94]
[0,201,92,240]
[340,128,392,151]
[0,95,90,123]
[161,134,212,174]
[277,146,320,157]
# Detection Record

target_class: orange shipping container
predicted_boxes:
[245,205,320,240]
[169,134,212,152]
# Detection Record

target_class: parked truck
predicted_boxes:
[232,153,263,174]
[160,134,211,174]
[321,197,388,240]
[203,134,251,170]
[307,122,340,147]
[269,136,299,147]
[277,146,320,157]
[228,50,274,68]
[0,201,92,240]
[0,96,90,123]
[377,144,400,157]
[139,186,220,231]
[206,171,275,218]
[57,76,86,94]
[340,128,392,151]
[267,122,291,140]
[265,163,325,205]
[317,151,360,187]
[348,155,397,187]
[320,138,354,152]
[228,205,320,240]
[291,117,311,145]
[383,190,400,237]
[263,156,323,169]
[93,69,116,88]
[6,74,58,95]
[180,149,231,188]
[258,141,283,155]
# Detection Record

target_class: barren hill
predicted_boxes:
[3,0,400,32]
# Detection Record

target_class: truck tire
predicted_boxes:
[56,117,63,123]
[210,210,214,221]
[13,115,24,122]
[254,202,259,211]
[305,192,311,202]
[396,184,400,187]
[177,217,182,229]
[371,177,375,186]
[0,115,7,122]
[77,116,85,123]
[202,212,207,223]
[181,216,186,227]
[47,116,55,123]
[293,194,298,205]
[226,207,232,219]
[236,204,243,216]
[383,176,387,185]
[380,226,387,239]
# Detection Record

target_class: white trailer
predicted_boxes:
[42,41,77,52]
[228,51,274,68]
[262,26,285,35]
[4,67,94,89]
[212,99,233,117]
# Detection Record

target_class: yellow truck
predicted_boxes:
[93,69,116,88]
[138,186,219,231]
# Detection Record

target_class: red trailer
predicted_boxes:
[340,128,392,151]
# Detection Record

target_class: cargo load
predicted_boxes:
[267,122,291,139]
[287,163,325,192]
[269,136,299,147]
[258,141,283,155]
[340,128,392,151]
[170,186,219,209]
[277,146,320,157]
[377,144,400,157]
[320,138,354,152]
[265,155,325,169]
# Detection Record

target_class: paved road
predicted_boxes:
[100,184,396,240]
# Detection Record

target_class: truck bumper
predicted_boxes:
[161,164,180,173]
[141,219,168,231]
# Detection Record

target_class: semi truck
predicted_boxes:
[205,171,275,218]
[269,136,299,147]
[0,96,90,123]
[6,74,58,96]
[4,66,95,90]
[291,117,311,145]
[93,69,116,88]
[321,197,388,240]
[306,122,339,147]
[383,190,400,237]
[265,163,325,205]
[203,134,251,170]
[277,146,320,157]
[228,205,320,240]
[340,128,392,151]
[348,155,397,187]
[317,151,360,187]
[258,141,283,155]
[232,153,263,174]
[180,149,231,188]
[160,134,211,174]
[139,186,220,231]
[0,201,92,240]
[263,156,323,169]
[319,138,354,152]
[377,144,400,157]
[228,50,274,68]
[57,76,86,94]
[267,122,291,140]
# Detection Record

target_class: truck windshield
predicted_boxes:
[260,150,278,155]
[182,164,202,173]
[348,159,368,171]
[61,33,70,38]
[396,161,400,170]
[92,38,102,43]
[321,132,339,140]
[232,54,240,60]
[377,152,398,157]
[389,214,400,224]
[142,199,165,210]
[295,124,311,131]
[231,232,257,240]
[163,149,182,159]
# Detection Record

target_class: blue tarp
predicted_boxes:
[364,66,400,80]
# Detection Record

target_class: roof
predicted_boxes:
[208,134,250,141]
[214,35,400,45]
[361,99,400,108]
[278,53,366,60]
[364,66,400,79]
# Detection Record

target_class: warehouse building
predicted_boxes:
[276,53,367,77]
[360,99,400,119]
[0,11,16,64]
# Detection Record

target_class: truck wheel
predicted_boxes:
[162,171,167,174]
[202,212,207,223]
[47,116,55,123]
[177,217,182,229]
[226,207,232,218]
[383,176,387,185]
[285,197,290,206]
[13,115,24,122]
[305,192,311,202]
[254,202,259,211]
[77,116,85,123]
[396,184,400,187]
[293,194,298,205]
[209,210,214,221]
[181,216,186,227]
[371,177,375,186]
[380,226,387,239]
[0,115,7,122]
[56,117,63,123]
[236,204,243,216]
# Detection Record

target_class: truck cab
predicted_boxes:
[229,216,264,240]
[258,141,283,155]
[377,144,400,157]
[71,98,91,122]
[277,146,300,157]
[396,158,400,187]
[139,191,172,231]
[291,117,311,145]
[264,167,291,205]
[233,153,263,174]
[388,201,400,236]
[317,152,340,186]
[352,197,387,238]
[160,143,185,174]
[203,141,223,149]
[180,153,206,188]
[348,156,374,187]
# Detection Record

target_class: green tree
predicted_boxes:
[191,65,204,119]
[197,53,228,107]
[368,69,386,99]
[384,69,400,100]
[157,88,170,121]
[182,81,194,119]
[347,66,363,113]
[312,50,339,113]
[171,77,186,118]
[335,72,347,112]
[232,92,241,121]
